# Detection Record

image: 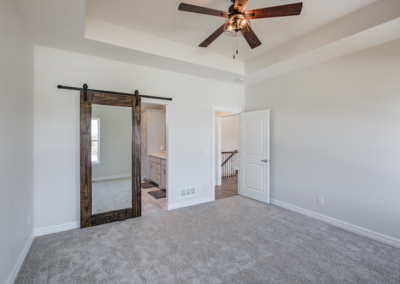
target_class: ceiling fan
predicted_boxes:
[178,0,303,50]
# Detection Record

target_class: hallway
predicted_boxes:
[215,177,238,200]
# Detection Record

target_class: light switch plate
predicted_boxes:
[205,149,210,155]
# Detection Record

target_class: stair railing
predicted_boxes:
[221,150,238,178]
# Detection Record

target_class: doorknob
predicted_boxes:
[261,159,268,163]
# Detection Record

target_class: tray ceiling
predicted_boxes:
[86,0,378,61]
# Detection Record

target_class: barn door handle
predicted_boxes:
[261,159,268,163]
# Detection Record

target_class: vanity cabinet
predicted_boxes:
[150,162,157,182]
[161,166,167,189]
[149,155,167,190]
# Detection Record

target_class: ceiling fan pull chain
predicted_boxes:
[233,41,235,59]
[236,38,239,55]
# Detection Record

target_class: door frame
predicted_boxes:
[141,99,171,209]
[80,91,141,228]
[211,107,243,201]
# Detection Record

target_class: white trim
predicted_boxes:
[271,199,400,248]
[6,232,34,284]
[216,117,222,186]
[35,221,80,237]
[167,196,214,210]
[92,174,131,182]
[211,106,243,201]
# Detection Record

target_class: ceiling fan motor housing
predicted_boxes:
[225,13,250,36]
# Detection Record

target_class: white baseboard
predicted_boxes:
[270,199,400,249]
[35,221,80,237]
[6,232,34,284]
[92,174,131,182]
[168,196,214,210]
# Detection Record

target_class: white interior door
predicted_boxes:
[239,109,270,203]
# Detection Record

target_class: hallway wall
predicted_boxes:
[221,115,239,152]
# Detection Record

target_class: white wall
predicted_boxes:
[221,115,239,152]
[34,45,245,230]
[0,0,34,283]
[246,38,400,241]
[92,105,132,180]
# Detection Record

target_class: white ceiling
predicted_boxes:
[86,0,378,61]
[13,0,400,85]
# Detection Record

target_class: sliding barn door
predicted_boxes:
[80,91,141,228]
[239,109,270,203]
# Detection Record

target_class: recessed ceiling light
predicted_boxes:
[236,78,245,82]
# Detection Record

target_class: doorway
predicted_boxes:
[140,102,168,215]
[212,107,242,201]
[216,112,239,200]
[212,107,270,204]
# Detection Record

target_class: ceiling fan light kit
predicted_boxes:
[223,13,251,37]
[178,0,303,58]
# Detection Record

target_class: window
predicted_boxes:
[91,118,100,164]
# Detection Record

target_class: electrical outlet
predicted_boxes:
[318,197,324,205]
[28,215,30,226]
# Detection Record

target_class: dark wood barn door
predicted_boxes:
[80,91,141,228]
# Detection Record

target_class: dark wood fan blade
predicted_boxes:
[179,3,229,18]
[234,0,248,13]
[242,25,262,49]
[199,22,228,48]
[245,3,303,20]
